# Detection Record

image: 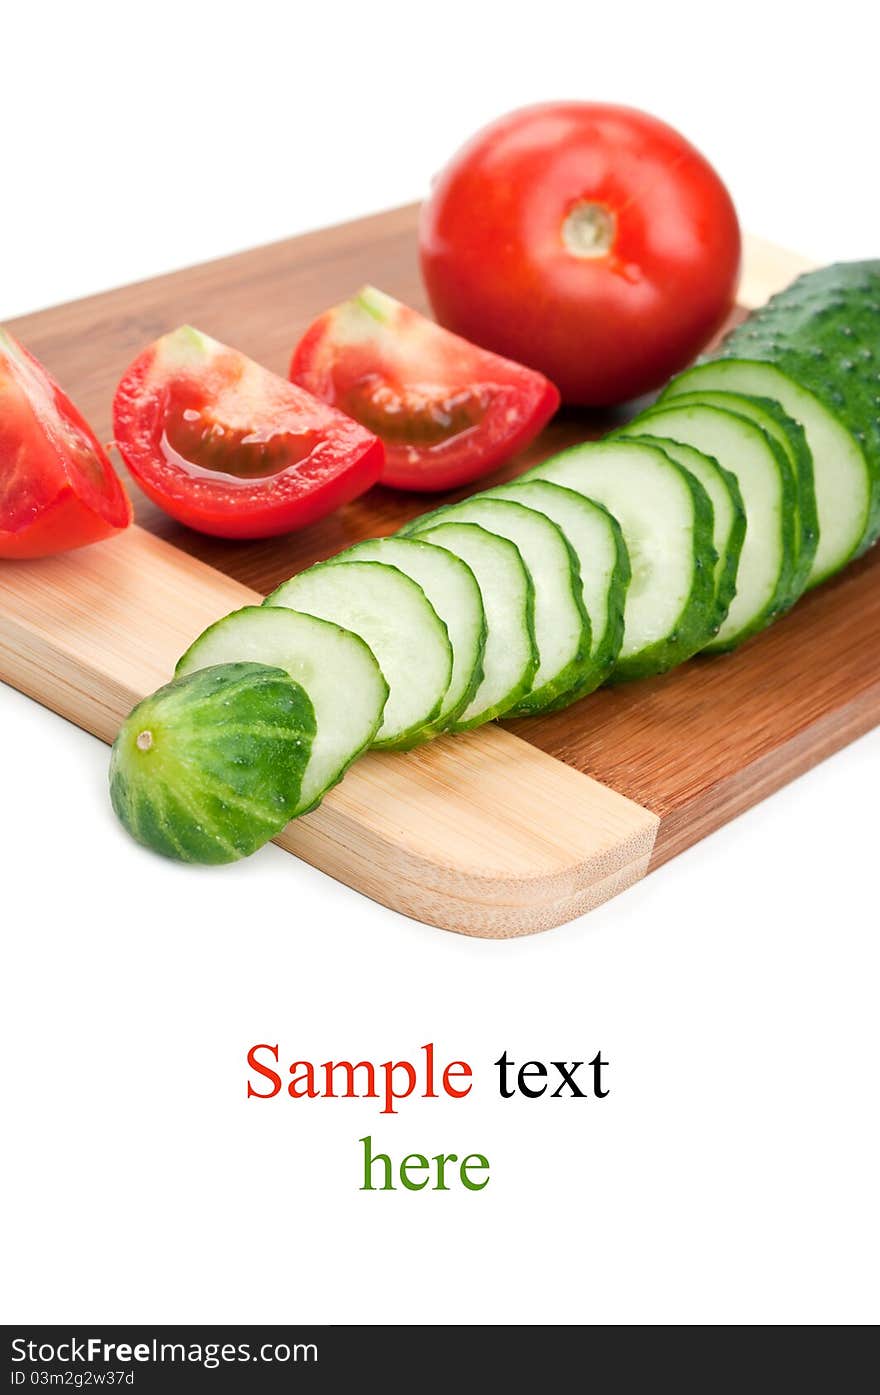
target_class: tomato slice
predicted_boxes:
[289,287,560,492]
[0,329,132,559]
[113,326,383,539]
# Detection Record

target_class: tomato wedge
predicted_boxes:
[289,287,560,492]
[113,326,383,539]
[0,329,132,559]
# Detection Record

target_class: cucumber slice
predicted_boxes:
[110,663,316,863]
[626,403,798,650]
[703,262,880,576]
[523,440,717,680]
[656,389,819,599]
[415,521,538,729]
[484,479,630,704]
[614,431,744,632]
[327,536,486,735]
[406,497,591,714]
[176,606,388,814]
[661,362,870,585]
[265,560,452,750]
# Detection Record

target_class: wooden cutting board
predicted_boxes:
[2,209,875,937]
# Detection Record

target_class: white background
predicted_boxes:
[2,0,878,1326]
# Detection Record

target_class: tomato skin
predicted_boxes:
[290,286,559,492]
[0,491,127,559]
[419,103,741,406]
[377,385,557,491]
[0,332,132,558]
[113,327,384,540]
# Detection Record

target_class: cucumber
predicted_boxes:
[482,479,630,704]
[109,663,315,864]
[655,390,818,599]
[326,536,486,735]
[522,440,717,680]
[613,431,744,631]
[405,497,591,714]
[265,560,452,750]
[415,521,538,729]
[176,605,388,814]
[625,403,798,650]
[661,261,880,583]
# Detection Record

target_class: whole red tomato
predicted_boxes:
[419,103,741,405]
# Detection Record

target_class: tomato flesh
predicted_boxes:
[290,287,559,492]
[342,375,489,447]
[0,330,132,558]
[419,103,742,406]
[113,327,383,539]
[161,388,322,482]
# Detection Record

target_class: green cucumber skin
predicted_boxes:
[630,405,799,650]
[659,390,819,603]
[403,500,594,715]
[175,605,388,816]
[522,443,718,681]
[706,262,880,558]
[613,430,745,636]
[110,663,315,864]
[478,482,630,707]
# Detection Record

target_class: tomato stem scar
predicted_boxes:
[562,202,616,259]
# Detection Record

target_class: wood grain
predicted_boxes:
[507,546,880,866]
[2,205,866,932]
[0,528,658,936]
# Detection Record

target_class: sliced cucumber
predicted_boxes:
[614,431,744,632]
[327,536,486,735]
[708,262,880,574]
[657,389,819,600]
[405,497,591,714]
[176,605,388,814]
[484,478,629,705]
[415,521,538,729]
[522,440,717,680]
[265,560,452,750]
[627,403,797,650]
[661,360,869,586]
